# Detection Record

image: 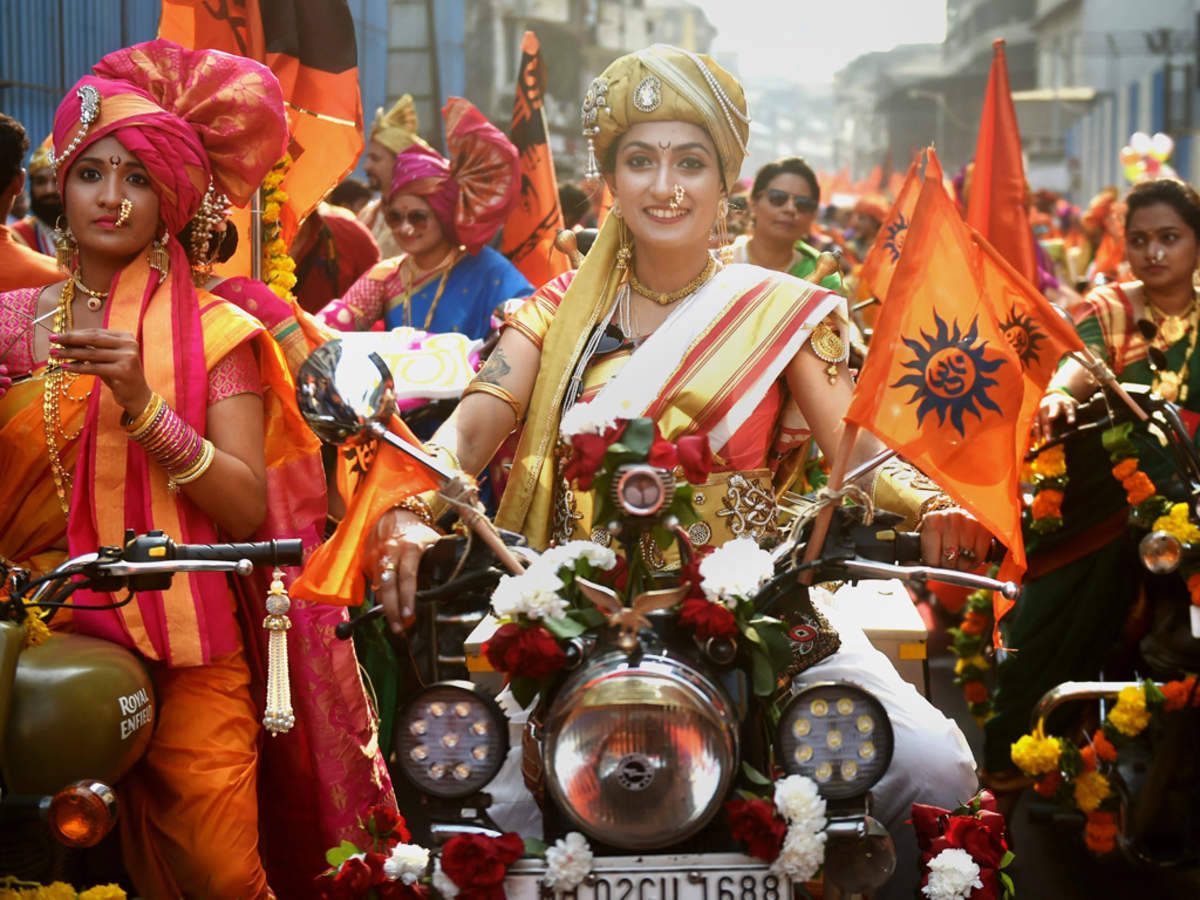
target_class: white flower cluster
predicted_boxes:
[543,831,594,891]
[490,542,616,622]
[922,848,983,900]
[382,842,430,884]
[769,775,828,884]
[699,537,775,609]
[559,400,620,438]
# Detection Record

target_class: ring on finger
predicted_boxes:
[943,547,959,563]
[958,547,977,562]
[379,560,397,583]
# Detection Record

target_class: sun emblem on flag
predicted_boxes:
[892,311,1006,436]
[1000,305,1046,370]
[882,213,908,262]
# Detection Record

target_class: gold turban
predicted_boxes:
[583,44,749,191]
[368,94,430,155]
[28,135,53,174]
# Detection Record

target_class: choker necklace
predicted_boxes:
[629,255,717,305]
[73,277,109,312]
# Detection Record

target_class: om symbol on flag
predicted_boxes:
[892,311,1006,436]
[999,304,1047,370]
[882,213,908,263]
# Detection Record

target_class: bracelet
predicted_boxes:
[168,438,215,491]
[915,493,959,531]
[462,380,525,422]
[1048,385,1075,399]
[123,392,166,439]
[396,495,435,528]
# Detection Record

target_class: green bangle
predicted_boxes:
[1049,385,1075,399]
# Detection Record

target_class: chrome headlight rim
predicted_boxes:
[777,680,895,801]
[394,679,509,800]
[543,650,738,849]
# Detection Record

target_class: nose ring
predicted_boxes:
[669,184,685,211]
[114,198,133,228]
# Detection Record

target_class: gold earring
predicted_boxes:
[712,198,730,248]
[53,217,77,272]
[148,226,170,285]
[615,219,631,270]
[611,198,622,219]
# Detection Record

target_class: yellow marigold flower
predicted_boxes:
[262,205,281,224]
[269,283,291,300]
[272,189,289,205]
[37,884,78,900]
[1031,445,1067,478]
[22,608,50,648]
[1011,730,1062,776]
[274,256,297,273]
[1073,770,1111,813]
[1152,503,1200,543]
[1109,685,1151,736]
[266,238,287,256]
[78,886,127,900]
[954,654,988,675]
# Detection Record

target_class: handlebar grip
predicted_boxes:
[171,539,304,567]
[894,532,1006,565]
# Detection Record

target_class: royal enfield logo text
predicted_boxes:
[118,688,152,740]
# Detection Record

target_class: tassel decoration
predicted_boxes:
[262,567,295,736]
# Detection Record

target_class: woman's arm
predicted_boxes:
[319,266,388,331]
[184,391,267,538]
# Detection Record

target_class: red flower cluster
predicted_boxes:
[678,596,739,641]
[483,622,567,680]
[316,806,428,899]
[439,831,524,900]
[563,422,626,490]
[726,797,787,862]
[562,418,714,490]
[911,791,1011,899]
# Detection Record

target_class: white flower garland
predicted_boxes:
[490,541,616,621]
[559,399,620,438]
[768,775,828,883]
[699,537,775,610]
[543,831,594,891]
[922,847,984,900]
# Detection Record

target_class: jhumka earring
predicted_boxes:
[189,181,232,284]
[615,218,632,271]
[53,217,77,273]
[711,197,731,248]
[611,198,622,219]
[148,225,170,285]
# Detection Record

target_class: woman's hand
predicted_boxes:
[51,329,151,417]
[366,506,441,633]
[1034,391,1077,446]
[919,507,993,571]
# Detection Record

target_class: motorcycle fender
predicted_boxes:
[2,633,155,796]
[0,622,24,769]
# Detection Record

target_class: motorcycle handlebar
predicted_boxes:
[170,539,303,567]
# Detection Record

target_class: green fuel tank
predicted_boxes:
[1,627,154,795]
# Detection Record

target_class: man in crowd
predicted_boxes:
[10,135,58,257]
[358,94,429,259]
[0,114,63,291]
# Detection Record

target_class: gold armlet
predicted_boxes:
[915,494,959,531]
[873,458,954,531]
[462,380,525,422]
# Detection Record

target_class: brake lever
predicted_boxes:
[831,558,1018,598]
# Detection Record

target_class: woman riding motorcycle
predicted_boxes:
[984,178,1200,785]
[312,44,982,846]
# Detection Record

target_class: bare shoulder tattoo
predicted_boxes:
[474,346,512,385]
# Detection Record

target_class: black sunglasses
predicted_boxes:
[384,208,433,228]
[765,189,818,213]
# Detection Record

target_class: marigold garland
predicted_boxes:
[0,879,126,899]
[945,570,999,726]
[1024,443,1067,533]
[261,154,298,301]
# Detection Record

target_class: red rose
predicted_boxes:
[483,623,567,681]
[315,871,355,900]
[944,816,1006,869]
[365,804,410,843]
[335,856,374,894]
[563,433,609,490]
[679,596,739,641]
[676,434,713,484]
[378,881,429,900]
[648,424,678,470]
[726,797,787,861]
[909,803,948,853]
[441,832,524,890]
[679,545,713,600]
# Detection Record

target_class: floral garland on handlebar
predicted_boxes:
[1025,444,1067,534]
[316,805,596,898]
[910,790,1015,900]
[1011,677,1200,855]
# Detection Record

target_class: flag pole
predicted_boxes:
[799,421,861,583]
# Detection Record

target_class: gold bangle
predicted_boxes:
[462,380,525,422]
[396,494,435,528]
[168,439,215,489]
[123,393,165,438]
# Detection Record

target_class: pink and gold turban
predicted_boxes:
[388,97,519,255]
[52,39,287,235]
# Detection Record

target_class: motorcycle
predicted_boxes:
[1027,382,1200,867]
[297,340,1014,899]
[0,532,300,885]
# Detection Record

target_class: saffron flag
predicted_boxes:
[500,31,570,287]
[858,148,943,304]
[966,39,1039,286]
[844,161,1083,592]
[160,0,363,249]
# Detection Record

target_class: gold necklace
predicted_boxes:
[397,247,461,329]
[1150,298,1200,403]
[72,277,109,312]
[44,281,80,517]
[628,255,718,305]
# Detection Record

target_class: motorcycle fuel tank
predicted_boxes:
[2,632,154,795]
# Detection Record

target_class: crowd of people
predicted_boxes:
[0,26,1197,900]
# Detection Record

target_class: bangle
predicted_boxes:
[396,495,435,528]
[462,380,525,422]
[1048,385,1075,399]
[123,393,165,439]
[168,438,215,491]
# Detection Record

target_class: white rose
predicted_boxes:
[773,775,827,830]
[382,842,430,884]
[922,848,983,900]
[553,540,618,571]
[491,568,567,621]
[432,859,459,899]
[699,537,775,608]
[559,401,618,438]
[544,832,594,890]
[769,824,826,883]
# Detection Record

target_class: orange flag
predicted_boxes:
[966,39,1038,286]
[160,0,363,249]
[845,157,1083,603]
[500,31,570,288]
[858,148,943,304]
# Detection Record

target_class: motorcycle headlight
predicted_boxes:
[777,682,894,801]
[544,652,737,849]
[394,681,508,799]
[1139,530,1182,574]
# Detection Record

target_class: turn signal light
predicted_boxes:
[46,781,118,848]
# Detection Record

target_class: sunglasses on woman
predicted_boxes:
[765,189,818,213]
[384,208,432,228]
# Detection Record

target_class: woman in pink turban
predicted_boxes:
[319,97,534,338]
[0,40,393,898]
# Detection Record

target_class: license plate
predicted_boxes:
[504,852,791,900]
